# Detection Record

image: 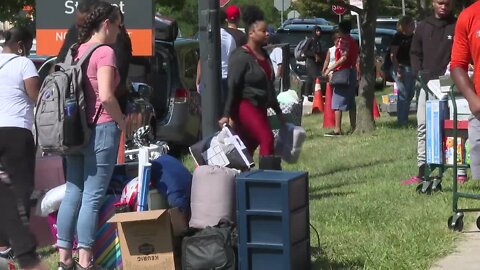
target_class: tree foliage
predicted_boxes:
[0,0,34,24]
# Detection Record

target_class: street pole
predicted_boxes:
[354,12,362,46]
[281,0,284,23]
[198,0,221,138]
[402,0,405,15]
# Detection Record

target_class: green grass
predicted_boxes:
[39,89,480,269]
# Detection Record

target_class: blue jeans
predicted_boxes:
[56,122,120,249]
[391,65,415,125]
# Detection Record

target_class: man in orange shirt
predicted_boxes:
[450,0,480,180]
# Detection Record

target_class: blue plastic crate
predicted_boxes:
[236,170,310,270]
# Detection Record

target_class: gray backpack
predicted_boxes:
[35,44,106,154]
[294,37,309,61]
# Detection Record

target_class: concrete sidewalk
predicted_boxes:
[430,227,480,270]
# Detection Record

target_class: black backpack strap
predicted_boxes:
[92,105,103,125]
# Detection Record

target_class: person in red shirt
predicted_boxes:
[450,0,480,180]
[323,20,359,136]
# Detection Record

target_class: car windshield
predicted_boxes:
[375,33,395,53]
[376,21,398,31]
[276,30,335,52]
[283,18,334,26]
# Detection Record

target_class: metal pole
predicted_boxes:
[281,0,284,24]
[355,13,362,46]
[198,0,221,138]
[402,0,406,15]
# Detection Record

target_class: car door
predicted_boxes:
[178,44,201,141]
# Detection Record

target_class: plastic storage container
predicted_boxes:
[236,170,310,270]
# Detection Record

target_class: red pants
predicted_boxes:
[231,99,274,157]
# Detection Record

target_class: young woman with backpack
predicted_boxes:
[0,27,48,270]
[55,2,127,269]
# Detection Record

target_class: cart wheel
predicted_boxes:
[416,182,431,194]
[476,216,480,230]
[448,215,464,232]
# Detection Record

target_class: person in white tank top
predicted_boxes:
[322,31,341,80]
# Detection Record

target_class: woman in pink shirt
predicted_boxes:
[56,2,126,269]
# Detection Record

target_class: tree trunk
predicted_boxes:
[354,0,378,134]
[416,0,429,20]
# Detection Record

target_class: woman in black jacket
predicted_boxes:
[218,5,286,170]
[304,25,323,96]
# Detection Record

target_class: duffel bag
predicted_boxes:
[182,219,236,270]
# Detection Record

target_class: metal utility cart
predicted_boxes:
[446,85,480,232]
[416,74,446,194]
[417,74,479,231]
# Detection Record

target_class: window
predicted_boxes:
[184,49,198,81]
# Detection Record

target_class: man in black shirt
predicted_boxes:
[403,0,456,185]
[224,5,247,47]
[390,16,415,126]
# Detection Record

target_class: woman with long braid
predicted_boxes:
[56,2,126,269]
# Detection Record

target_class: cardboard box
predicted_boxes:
[426,100,447,164]
[444,137,464,165]
[108,210,175,270]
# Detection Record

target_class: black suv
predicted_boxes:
[281,18,335,28]
[276,24,338,83]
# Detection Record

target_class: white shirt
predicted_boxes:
[269,47,283,78]
[328,46,336,69]
[0,53,38,131]
[221,28,236,79]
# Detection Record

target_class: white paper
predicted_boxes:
[427,79,447,100]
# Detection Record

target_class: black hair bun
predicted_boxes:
[242,5,264,28]
[3,31,12,43]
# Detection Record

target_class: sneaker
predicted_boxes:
[401,175,423,185]
[324,131,342,137]
[457,175,468,184]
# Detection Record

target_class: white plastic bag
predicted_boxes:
[275,123,306,163]
[189,125,254,170]
[40,184,66,216]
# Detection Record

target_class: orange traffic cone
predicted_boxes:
[323,83,335,128]
[312,77,324,113]
[117,131,125,164]
[373,98,380,119]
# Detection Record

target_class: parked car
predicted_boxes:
[351,27,396,88]
[142,17,201,147]
[147,37,201,147]
[281,18,335,28]
[376,17,399,31]
[276,23,338,86]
